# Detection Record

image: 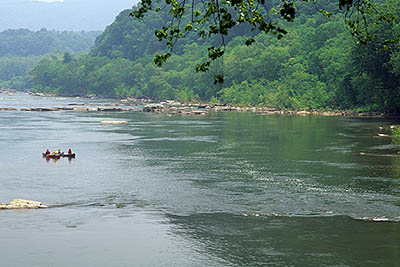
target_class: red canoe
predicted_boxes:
[42,153,61,159]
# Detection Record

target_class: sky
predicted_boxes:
[33,0,64,2]
[0,0,139,31]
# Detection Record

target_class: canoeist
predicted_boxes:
[45,149,50,155]
[67,148,72,154]
[54,149,59,155]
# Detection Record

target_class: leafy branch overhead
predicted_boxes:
[130,0,393,82]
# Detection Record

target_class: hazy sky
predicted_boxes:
[33,0,64,2]
[0,0,139,31]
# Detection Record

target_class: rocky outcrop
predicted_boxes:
[138,100,391,118]
[143,104,165,112]
[58,107,74,111]
[0,199,48,209]
[0,89,17,95]
[2,105,134,112]
[191,110,208,115]
[21,107,59,112]
[28,92,56,97]
[73,107,89,111]
[98,107,130,112]
[142,103,211,115]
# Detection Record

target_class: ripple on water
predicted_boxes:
[240,212,400,223]
[140,136,217,142]
[296,160,361,169]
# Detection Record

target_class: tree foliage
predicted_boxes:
[130,0,393,83]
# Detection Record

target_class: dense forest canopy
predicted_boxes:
[23,0,400,113]
[130,0,393,78]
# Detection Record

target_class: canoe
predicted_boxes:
[61,153,76,158]
[42,153,61,159]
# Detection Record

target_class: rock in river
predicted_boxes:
[21,107,59,112]
[100,120,128,125]
[0,199,48,209]
[73,107,89,111]
[143,104,165,112]
[98,107,129,112]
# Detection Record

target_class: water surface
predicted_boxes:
[0,93,399,266]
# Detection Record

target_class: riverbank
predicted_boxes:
[141,101,398,119]
[4,91,400,118]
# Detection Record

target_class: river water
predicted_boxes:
[0,93,399,266]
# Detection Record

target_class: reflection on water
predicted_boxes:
[43,156,74,164]
[0,93,399,266]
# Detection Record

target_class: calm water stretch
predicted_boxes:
[0,93,399,266]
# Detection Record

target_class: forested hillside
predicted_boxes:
[28,0,400,112]
[0,29,100,89]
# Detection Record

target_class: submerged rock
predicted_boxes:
[377,133,390,137]
[100,120,128,124]
[0,199,48,209]
[58,107,74,111]
[191,110,208,115]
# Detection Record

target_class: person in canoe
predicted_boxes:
[42,149,51,157]
[60,148,75,158]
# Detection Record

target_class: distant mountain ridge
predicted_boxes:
[0,0,138,31]
[0,28,100,56]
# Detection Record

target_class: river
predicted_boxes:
[0,92,399,266]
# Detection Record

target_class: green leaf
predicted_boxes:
[184,24,193,31]
[153,53,171,67]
